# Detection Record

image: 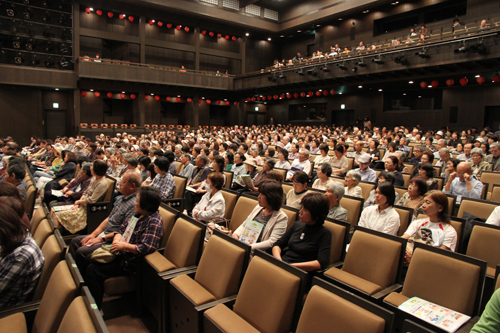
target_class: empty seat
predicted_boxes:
[467,223,500,278]
[229,196,258,231]
[358,182,376,202]
[457,198,497,220]
[394,205,413,236]
[33,231,66,300]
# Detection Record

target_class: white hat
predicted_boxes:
[436,131,444,137]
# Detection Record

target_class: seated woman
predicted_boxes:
[275,148,291,170]
[425,136,436,152]
[358,182,400,235]
[385,155,404,186]
[42,151,78,205]
[364,171,400,208]
[367,139,381,162]
[325,181,348,222]
[418,163,438,190]
[224,152,234,171]
[85,187,164,309]
[441,158,459,185]
[46,161,93,206]
[0,202,44,309]
[381,142,399,162]
[52,159,109,234]
[33,147,63,182]
[192,173,225,223]
[344,169,362,198]
[242,158,275,194]
[330,144,348,176]
[470,147,491,179]
[312,162,334,190]
[232,180,287,251]
[396,177,427,219]
[402,190,457,265]
[286,171,309,210]
[249,146,263,166]
[0,183,31,230]
[314,144,331,167]
[272,192,332,271]
[231,156,258,190]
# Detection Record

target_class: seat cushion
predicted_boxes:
[0,313,27,333]
[204,304,259,333]
[170,274,216,306]
[296,286,385,333]
[104,276,136,296]
[145,251,176,273]
[324,268,382,295]
[57,297,94,333]
[383,292,409,307]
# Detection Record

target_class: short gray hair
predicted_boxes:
[105,147,116,155]
[439,148,450,154]
[438,139,446,145]
[471,147,484,157]
[325,181,344,200]
[491,143,499,150]
[346,170,361,185]
[300,148,310,157]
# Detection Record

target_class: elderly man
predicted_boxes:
[282,136,292,152]
[178,153,194,179]
[435,148,451,168]
[358,154,377,182]
[457,143,473,162]
[443,162,483,202]
[398,137,410,155]
[433,139,447,159]
[353,141,369,168]
[485,143,500,172]
[286,149,312,181]
[409,146,424,165]
[69,171,141,274]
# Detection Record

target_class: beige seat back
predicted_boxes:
[490,185,500,203]
[480,172,500,192]
[330,177,345,186]
[340,196,363,228]
[163,217,203,268]
[220,190,239,219]
[296,285,386,333]
[229,196,258,231]
[30,206,47,234]
[394,206,412,237]
[103,177,116,201]
[33,261,78,333]
[158,205,177,248]
[273,168,287,181]
[324,220,349,265]
[57,297,95,333]
[402,163,415,174]
[282,206,298,229]
[457,198,496,220]
[402,247,481,316]
[223,171,233,189]
[173,176,187,199]
[401,173,411,188]
[394,187,407,202]
[174,161,182,174]
[24,185,37,218]
[358,182,376,201]
[33,218,52,248]
[282,183,293,196]
[195,235,247,299]
[467,224,500,277]
[232,256,301,333]
[343,231,402,290]
[33,234,64,300]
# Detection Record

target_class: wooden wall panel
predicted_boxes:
[245,40,280,73]
[199,54,241,75]
[200,35,240,54]
[145,46,195,68]
[79,11,139,36]
[145,25,195,45]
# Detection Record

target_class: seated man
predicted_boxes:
[443,162,483,202]
[85,186,164,309]
[358,154,377,182]
[286,149,312,181]
[69,171,141,274]
[4,164,27,203]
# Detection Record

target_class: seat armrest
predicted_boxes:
[456,316,480,333]
[162,198,184,211]
[0,301,40,319]
[314,261,343,275]
[195,295,238,312]
[372,284,403,300]
[160,267,197,279]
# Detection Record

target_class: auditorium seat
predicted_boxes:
[457,197,497,220]
[220,188,239,220]
[358,181,376,202]
[30,206,47,234]
[33,218,52,247]
[24,185,37,219]
[203,250,307,333]
[158,204,178,248]
[223,171,234,189]
[282,183,293,196]
[57,287,107,333]
[490,184,500,203]
[324,227,405,299]
[467,223,500,278]
[229,195,258,232]
[480,172,500,199]
[340,195,364,229]
[401,173,411,187]
[281,205,299,229]
[295,278,394,333]
[169,233,250,332]
[384,242,486,317]
[323,218,350,268]
[394,205,413,236]
[162,175,187,211]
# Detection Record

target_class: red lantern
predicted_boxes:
[267,96,272,100]
[234,101,238,106]
[81,91,87,97]
[225,35,230,40]
[107,12,113,18]
[316,91,321,96]
[130,94,136,99]
[216,100,220,105]
[225,101,229,105]
[107,92,113,98]
[460,78,468,86]
[199,99,203,103]
[149,20,154,25]
[477,76,486,85]
[167,23,172,29]
[308,91,313,97]
[158,21,163,27]
[85,8,91,14]
[493,74,500,83]
[293,93,299,98]
[446,79,454,86]
[246,98,251,102]
[280,94,285,99]
[128,16,134,22]
[330,89,335,95]
[431,80,439,88]
[94,92,100,97]
[184,27,189,32]
[166,97,171,101]
[232,36,237,41]
[206,99,211,104]
[420,81,428,88]
[202,30,206,35]
[323,90,329,96]
[187,98,192,103]
[119,14,125,19]
[257,97,261,101]
[145,96,149,100]
[155,96,160,101]
[176,25,181,30]
[273,95,278,100]
[251,97,256,102]
[209,32,214,37]
[217,33,222,38]
[286,93,292,99]
[120,94,125,99]
[96,10,102,16]
[300,92,306,97]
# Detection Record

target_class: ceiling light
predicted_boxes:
[475,75,481,78]
[122,91,125,93]
[428,85,432,88]
[151,93,154,95]
[409,81,414,84]
[280,35,285,37]
[363,10,369,13]
[90,89,94,92]
[378,89,383,91]
[339,92,343,95]
[268,38,271,41]
[418,96,422,98]
[403,93,406,95]
[391,1,399,5]
[89,8,93,11]
[245,33,250,36]
[316,24,321,27]
[358,85,363,88]
[297,30,302,32]
[177,95,181,97]
[55,88,59,91]
[338,18,343,20]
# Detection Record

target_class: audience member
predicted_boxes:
[443,162,483,202]
[396,177,427,219]
[358,182,400,235]
[312,162,334,190]
[286,171,309,210]
[192,173,225,222]
[357,154,377,182]
[344,169,362,198]
[470,147,491,178]
[325,181,348,222]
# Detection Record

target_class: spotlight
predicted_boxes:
[23,7,33,20]
[60,43,69,55]
[44,41,53,53]
[278,72,286,79]
[30,54,40,66]
[43,10,51,23]
[337,62,348,70]
[25,39,33,50]
[45,56,55,68]
[321,65,330,72]
[296,68,305,76]
[307,68,318,76]
[393,54,409,65]
[415,48,430,59]
[356,60,367,67]
[454,41,469,54]
[58,57,69,69]
[469,41,487,55]
[13,37,20,49]
[14,52,23,65]
[372,56,385,64]
[351,66,357,72]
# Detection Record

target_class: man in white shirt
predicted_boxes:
[358,154,377,182]
[179,153,195,180]
[433,139,447,159]
[286,149,312,181]
[282,136,292,152]
[457,143,473,162]
[353,142,369,168]
[435,148,451,168]
[443,162,483,202]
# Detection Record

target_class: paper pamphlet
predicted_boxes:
[238,219,264,245]
[185,186,197,193]
[398,297,470,333]
[52,205,74,212]
[239,174,254,188]
[51,190,64,197]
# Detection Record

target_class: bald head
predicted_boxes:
[457,162,471,181]
[119,171,142,196]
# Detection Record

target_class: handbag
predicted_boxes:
[91,244,115,263]
[205,217,230,241]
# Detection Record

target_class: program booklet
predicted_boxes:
[238,219,264,245]
[239,174,254,188]
[398,297,470,333]
[51,190,64,197]
[52,205,74,212]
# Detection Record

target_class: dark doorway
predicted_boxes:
[331,109,355,127]
[210,105,229,127]
[484,106,500,130]
[247,112,266,126]
[44,110,67,139]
